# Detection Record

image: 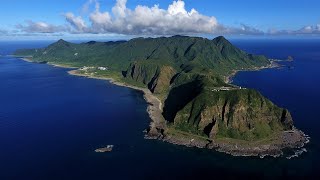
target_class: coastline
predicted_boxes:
[158,127,309,158]
[19,57,166,136]
[19,57,79,68]
[67,70,167,137]
[20,57,33,63]
[18,57,309,158]
[48,63,79,69]
[225,60,281,83]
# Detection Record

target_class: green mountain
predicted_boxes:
[14,36,294,141]
[15,36,269,75]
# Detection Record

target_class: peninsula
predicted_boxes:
[14,35,308,157]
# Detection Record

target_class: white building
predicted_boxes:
[98,67,108,71]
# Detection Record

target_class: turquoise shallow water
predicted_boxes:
[0,40,319,179]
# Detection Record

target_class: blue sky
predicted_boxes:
[0,0,319,40]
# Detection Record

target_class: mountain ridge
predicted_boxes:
[15,35,270,75]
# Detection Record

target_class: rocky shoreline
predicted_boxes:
[146,127,309,158]
[19,58,309,158]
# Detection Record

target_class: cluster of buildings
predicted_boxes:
[211,86,246,92]
[97,67,108,71]
[79,66,108,71]
[79,66,94,71]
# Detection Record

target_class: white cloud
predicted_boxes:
[13,0,320,37]
[268,24,320,35]
[68,0,219,35]
[216,24,264,35]
[16,20,65,33]
[81,0,96,14]
[89,2,112,33]
[297,24,320,34]
[64,13,87,32]
[112,0,128,19]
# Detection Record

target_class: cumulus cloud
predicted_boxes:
[16,20,65,33]
[64,13,87,32]
[112,0,128,19]
[13,0,320,36]
[81,0,96,14]
[67,0,219,35]
[10,0,288,36]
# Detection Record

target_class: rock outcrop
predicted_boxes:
[124,61,176,94]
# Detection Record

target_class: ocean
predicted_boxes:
[0,39,319,179]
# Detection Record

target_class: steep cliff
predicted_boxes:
[124,61,176,94]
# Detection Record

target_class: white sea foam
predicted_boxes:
[286,148,307,159]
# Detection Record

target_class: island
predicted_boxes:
[14,35,308,157]
[95,145,114,153]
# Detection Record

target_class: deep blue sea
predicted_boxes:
[0,39,319,179]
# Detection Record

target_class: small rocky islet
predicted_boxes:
[95,145,114,153]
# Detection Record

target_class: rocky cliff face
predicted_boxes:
[124,61,176,94]
[149,66,176,94]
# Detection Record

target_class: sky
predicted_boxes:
[0,0,320,40]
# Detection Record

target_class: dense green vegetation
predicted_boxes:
[15,35,293,141]
[170,87,291,140]
[15,36,269,75]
